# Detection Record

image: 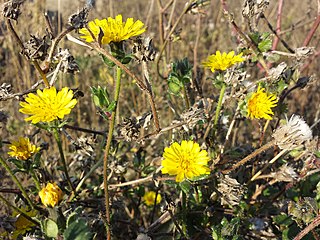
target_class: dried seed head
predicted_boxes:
[272,115,313,150]
[23,35,50,61]
[73,136,95,157]
[118,118,140,142]
[53,49,79,74]
[2,0,24,21]
[0,83,13,101]
[217,174,246,206]
[270,164,298,182]
[68,7,89,29]
[132,36,156,63]
[295,47,314,60]
[181,98,210,129]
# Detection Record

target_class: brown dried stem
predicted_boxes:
[294,215,320,240]
[221,140,275,174]
[84,41,161,133]
[5,19,50,87]
[156,1,194,79]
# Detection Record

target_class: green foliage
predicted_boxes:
[42,218,59,238]
[168,58,193,95]
[63,219,93,240]
[91,86,116,119]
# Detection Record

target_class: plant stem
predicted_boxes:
[52,128,74,192]
[103,66,122,240]
[212,83,226,136]
[181,191,188,237]
[221,141,275,174]
[249,149,287,182]
[0,156,34,209]
[30,168,41,192]
[181,85,190,109]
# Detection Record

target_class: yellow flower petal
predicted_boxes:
[202,50,244,73]
[79,15,146,44]
[39,182,63,207]
[161,140,210,182]
[143,191,162,206]
[8,137,40,160]
[19,87,77,124]
[247,86,278,120]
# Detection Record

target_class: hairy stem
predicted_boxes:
[213,83,227,135]
[52,128,74,192]
[222,141,275,174]
[103,66,122,239]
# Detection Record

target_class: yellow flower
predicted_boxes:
[79,15,146,44]
[8,137,40,160]
[161,140,210,182]
[106,15,146,43]
[247,86,278,120]
[79,19,111,45]
[39,182,63,207]
[19,87,77,124]
[143,191,162,206]
[202,50,244,73]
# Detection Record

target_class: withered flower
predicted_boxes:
[23,35,50,61]
[132,36,156,63]
[273,115,313,150]
[217,174,246,206]
[2,0,24,21]
[68,7,89,29]
[53,49,79,74]
[0,83,13,101]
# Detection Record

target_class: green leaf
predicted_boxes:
[179,181,192,194]
[273,214,293,226]
[168,75,183,95]
[8,158,25,170]
[105,101,116,112]
[100,54,115,67]
[121,55,132,64]
[266,53,280,63]
[43,218,59,238]
[258,38,272,52]
[63,218,93,240]
[143,165,156,175]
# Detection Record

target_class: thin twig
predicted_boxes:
[221,141,275,174]
[156,1,194,79]
[303,15,320,46]
[294,215,320,240]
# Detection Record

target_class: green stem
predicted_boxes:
[52,128,74,192]
[213,83,227,134]
[30,168,41,192]
[181,85,190,109]
[0,156,34,209]
[103,66,122,240]
[75,155,103,192]
[0,194,39,226]
[181,191,188,237]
